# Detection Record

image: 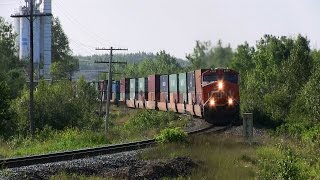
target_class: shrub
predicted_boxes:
[257,144,305,179]
[155,127,187,144]
[124,110,182,131]
[11,79,100,136]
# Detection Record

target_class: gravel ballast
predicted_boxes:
[0,151,197,180]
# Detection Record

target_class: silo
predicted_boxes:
[13,8,20,50]
[42,0,52,77]
[33,10,41,65]
[19,7,30,61]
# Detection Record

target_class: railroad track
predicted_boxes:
[0,123,231,169]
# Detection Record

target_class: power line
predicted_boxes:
[54,0,110,46]
[69,39,95,56]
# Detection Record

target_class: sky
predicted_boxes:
[0,0,319,59]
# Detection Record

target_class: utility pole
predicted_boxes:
[29,0,35,136]
[95,47,127,135]
[11,0,52,136]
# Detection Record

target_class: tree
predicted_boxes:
[231,34,313,126]
[0,80,14,138]
[186,41,211,70]
[230,42,255,75]
[51,17,79,80]
[0,17,25,98]
[12,78,100,135]
[209,40,233,68]
[186,40,234,70]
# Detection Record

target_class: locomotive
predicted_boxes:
[96,68,240,125]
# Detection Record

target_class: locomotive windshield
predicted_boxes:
[203,73,238,84]
[203,74,218,83]
[224,74,238,84]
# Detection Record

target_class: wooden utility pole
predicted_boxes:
[95,47,127,135]
[29,0,35,136]
[11,0,51,136]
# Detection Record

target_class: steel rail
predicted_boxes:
[0,124,230,169]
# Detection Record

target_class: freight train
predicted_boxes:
[95,68,240,125]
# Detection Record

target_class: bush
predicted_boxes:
[10,128,108,157]
[257,144,305,179]
[155,127,187,144]
[124,110,184,131]
[11,79,100,136]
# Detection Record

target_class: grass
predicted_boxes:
[255,135,320,179]
[0,106,189,158]
[140,133,259,179]
[50,172,105,180]
[10,128,109,157]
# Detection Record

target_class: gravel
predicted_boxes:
[0,151,197,180]
[183,116,212,132]
[224,125,267,137]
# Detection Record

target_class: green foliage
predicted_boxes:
[155,127,187,144]
[186,40,234,70]
[0,80,14,138]
[231,34,312,127]
[0,17,25,98]
[124,110,184,131]
[301,125,320,147]
[257,143,309,179]
[8,127,108,157]
[51,17,79,80]
[121,51,183,78]
[10,78,100,136]
[141,134,257,179]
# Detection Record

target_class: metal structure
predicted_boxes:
[11,0,52,136]
[13,0,52,79]
[243,113,253,143]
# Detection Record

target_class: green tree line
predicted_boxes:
[231,34,320,135]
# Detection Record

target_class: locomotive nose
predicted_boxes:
[218,81,223,90]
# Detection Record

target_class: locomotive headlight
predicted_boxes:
[210,99,215,106]
[228,98,233,105]
[218,81,223,90]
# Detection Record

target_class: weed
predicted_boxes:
[155,127,187,144]
[141,134,258,179]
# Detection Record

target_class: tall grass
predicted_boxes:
[140,134,258,179]
[6,128,108,157]
[0,108,188,158]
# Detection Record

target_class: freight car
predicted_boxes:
[97,68,240,125]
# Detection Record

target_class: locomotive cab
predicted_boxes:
[202,68,240,125]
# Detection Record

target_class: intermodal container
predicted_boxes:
[120,78,130,101]
[100,80,109,100]
[129,78,138,100]
[195,69,208,104]
[112,81,120,93]
[178,72,187,103]
[169,74,179,103]
[187,71,195,92]
[187,71,195,104]
[112,81,120,101]
[169,74,178,92]
[160,75,169,102]
[160,75,169,92]
[148,75,160,101]
[160,92,169,102]
[138,77,148,101]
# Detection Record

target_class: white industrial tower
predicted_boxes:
[13,0,52,79]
